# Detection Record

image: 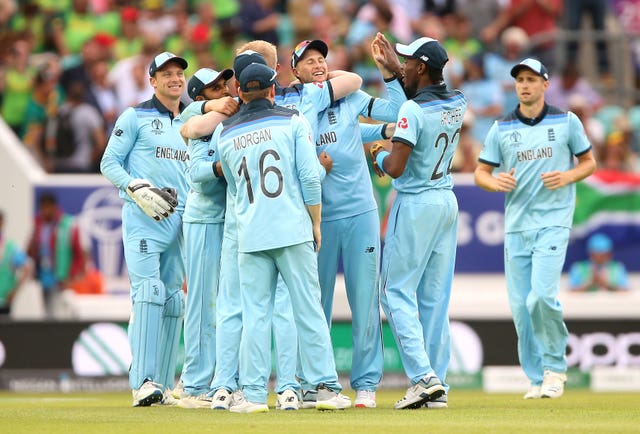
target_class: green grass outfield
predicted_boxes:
[1,389,638,434]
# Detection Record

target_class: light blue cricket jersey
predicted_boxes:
[479,104,592,233]
[101,95,189,213]
[392,83,467,194]
[181,100,227,224]
[216,98,321,253]
[275,82,333,138]
[316,79,405,220]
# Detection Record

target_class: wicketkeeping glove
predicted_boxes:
[126,179,179,221]
[369,142,386,177]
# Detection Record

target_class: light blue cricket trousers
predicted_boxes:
[182,221,223,396]
[504,226,570,385]
[380,189,457,388]
[317,209,383,391]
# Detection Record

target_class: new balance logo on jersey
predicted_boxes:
[113,128,123,137]
[364,246,375,253]
[140,239,148,254]
[550,246,557,251]
[328,110,337,125]
[317,131,337,146]
[548,128,556,142]
[208,149,215,156]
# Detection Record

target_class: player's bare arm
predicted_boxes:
[541,149,596,190]
[180,111,228,139]
[326,70,363,99]
[475,164,517,193]
[306,203,322,252]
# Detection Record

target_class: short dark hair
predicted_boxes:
[38,192,58,206]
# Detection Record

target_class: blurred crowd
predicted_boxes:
[0,0,639,174]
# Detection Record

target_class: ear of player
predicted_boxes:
[127,179,179,221]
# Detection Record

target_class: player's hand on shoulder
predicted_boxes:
[206,96,239,117]
[127,179,178,221]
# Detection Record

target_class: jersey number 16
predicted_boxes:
[238,149,284,204]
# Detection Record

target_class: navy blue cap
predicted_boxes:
[233,50,267,78]
[291,39,328,68]
[510,58,549,80]
[187,67,234,99]
[238,63,277,92]
[395,37,449,70]
[149,51,188,76]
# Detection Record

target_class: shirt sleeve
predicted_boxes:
[188,134,217,184]
[391,100,420,148]
[360,123,386,143]
[368,78,406,122]
[293,114,321,206]
[567,111,592,156]
[100,107,138,190]
[478,121,501,167]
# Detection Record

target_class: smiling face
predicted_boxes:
[514,69,548,107]
[292,48,328,84]
[200,78,231,100]
[150,62,186,101]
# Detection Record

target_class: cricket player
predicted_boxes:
[100,52,189,407]
[371,37,466,409]
[215,62,350,413]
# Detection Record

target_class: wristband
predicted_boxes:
[375,150,390,174]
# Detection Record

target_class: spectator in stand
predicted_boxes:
[44,80,106,173]
[113,6,143,61]
[484,26,531,113]
[239,0,280,45]
[460,53,504,143]
[546,63,604,113]
[443,13,483,65]
[568,94,605,150]
[565,0,611,82]
[0,37,36,136]
[108,32,161,112]
[27,192,90,318]
[137,0,178,42]
[0,209,32,317]
[481,0,563,70]
[87,59,118,136]
[21,64,64,169]
[569,233,629,292]
[598,130,635,172]
[49,0,100,57]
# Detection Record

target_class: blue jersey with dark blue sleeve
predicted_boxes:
[479,105,592,232]
[391,84,467,194]
[101,95,189,212]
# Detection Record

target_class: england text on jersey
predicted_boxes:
[155,146,189,161]
[516,146,553,162]
[233,128,272,150]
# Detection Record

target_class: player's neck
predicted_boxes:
[519,99,545,119]
[155,94,181,116]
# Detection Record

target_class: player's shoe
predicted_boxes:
[210,388,232,410]
[171,379,184,399]
[315,384,351,411]
[524,385,542,400]
[229,399,269,413]
[151,388,178,406]
[354,390,376,408]
[177,393,213,409]
[394,374,445,410]
[276,389,299,410]
[132,380,163,407]
[541,370,567,399]
[425,393,448,409]
[301,389,317,409]
[231,390,245,406]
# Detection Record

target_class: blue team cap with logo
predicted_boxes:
[291,39,328,68]
[233,50,268,78]
[149,51,188,76]
[395,37,449,70]
[587,233,613,254]
[510,58,549,80]
[187,67,234,99]
[238,63,277,92]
